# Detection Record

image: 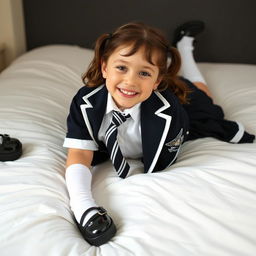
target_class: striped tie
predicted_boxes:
[105,111,131,178]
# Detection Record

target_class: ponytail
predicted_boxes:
[82,33,111,87]
[158,47,191,104]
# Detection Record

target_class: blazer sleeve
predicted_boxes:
[63,87,98,151]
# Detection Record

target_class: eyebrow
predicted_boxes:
[113,59,156,73]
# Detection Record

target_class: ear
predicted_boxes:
[153,77,162,90]
[101,61,107,79]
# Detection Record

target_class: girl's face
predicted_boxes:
[101,45,161,110]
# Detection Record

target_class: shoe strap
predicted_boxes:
[0,134,10,145]
[80,206,107,225]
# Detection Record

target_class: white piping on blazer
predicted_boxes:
[81,85,105,148]
[147,91,172,173]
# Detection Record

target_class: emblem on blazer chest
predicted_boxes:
[165,128,184,152]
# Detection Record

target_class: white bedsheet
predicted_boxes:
[0,45,255,256]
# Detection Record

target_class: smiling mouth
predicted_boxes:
[118,88,138,96]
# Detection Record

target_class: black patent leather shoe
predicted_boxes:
[77,207,116,246]
[0,134,22,161]
[172,20,205,47]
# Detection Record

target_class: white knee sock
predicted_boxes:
[65,164,98,226]
[177,36,207,84]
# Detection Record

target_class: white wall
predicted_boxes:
[0,0,26,69]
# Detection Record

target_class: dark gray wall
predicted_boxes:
[23,0,256,64]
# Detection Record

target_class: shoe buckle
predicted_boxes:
[0,134,9,145]
[97,207,107,216]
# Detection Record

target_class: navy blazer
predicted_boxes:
[65,85,190,174]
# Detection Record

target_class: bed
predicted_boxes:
[0,44,256,255]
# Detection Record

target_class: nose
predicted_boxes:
[124,71,137,87]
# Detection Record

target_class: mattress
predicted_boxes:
[0,45,255,256]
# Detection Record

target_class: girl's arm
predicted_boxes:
[66,148,94,168]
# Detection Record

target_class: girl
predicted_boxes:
[63,21,255,246]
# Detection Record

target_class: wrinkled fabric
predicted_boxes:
[0,45,256,256]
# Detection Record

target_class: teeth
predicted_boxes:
[120,88,136,95]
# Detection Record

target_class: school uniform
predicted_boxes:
[63,79,255,176]
[64,83,190,174]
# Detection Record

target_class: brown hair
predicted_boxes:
[82,22,190,104]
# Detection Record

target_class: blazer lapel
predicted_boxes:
[81,85,108,147]
[141,91,172,173]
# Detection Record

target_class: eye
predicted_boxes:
[116,65,127,72]
[139,71,151,77]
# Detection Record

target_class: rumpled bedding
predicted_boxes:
[0,45,255,256]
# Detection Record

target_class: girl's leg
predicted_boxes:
[193,81,212,99]
[176,33,212,98]
[174,21,255,144]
